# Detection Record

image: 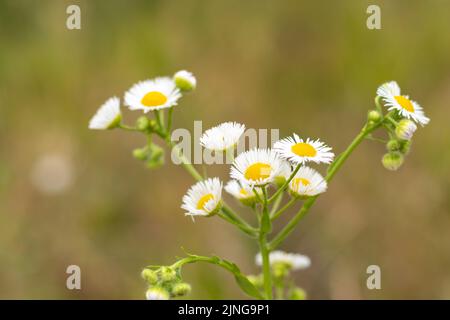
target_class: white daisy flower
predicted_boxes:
[288,166,327,197]
[174,70,196,91]
[124,77,181,113]
[230,148,283,186]
[146,287,169,300]
[256,251,311,271]
[376,81,430,126]
[89,96,121,130]
[200,122,245,151]
[181,178,222,217]
[274,134,334,165]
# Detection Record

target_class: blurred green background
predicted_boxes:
[0,0,449,299]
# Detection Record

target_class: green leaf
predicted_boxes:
[234,274,264,299]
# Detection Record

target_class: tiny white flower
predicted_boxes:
[274,134,334,166]
[256,251,311,271]
[181,178,222,217]
[395,119,417,141]
[225,180,260,200]
[288,166,327,197]
[146,287,170,300]
[376,81,430,126]
[200,122,245,151]
[174,70,197,91]
[230,148,284,187]
[124,77,181,113]
[89,96,121,130]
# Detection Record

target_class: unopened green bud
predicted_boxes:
[171,282,191,296]
[141,269,158,285]
[386,139,400,152]
[146,287,170,300]
[382,152,404,171]
[174,70,196,92]
[159,267,177,283]
[272,262,291,279]
[136,116,151,131]
[395,119,417,141]
[400,139,412,155]
[133,147,148,161]
[368,110,382,122]
[290,287,307,300]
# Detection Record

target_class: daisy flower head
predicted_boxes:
[124,77,181,113]
[225,180,262,206]
[256,251,311,271]
[89,96,121,130]
[376,81,430,126]
[288,166,327,198]
[230,148,283,187]
[174,70,196,92]
[181,178,222,217]
[274,134,334,166]
[200,122,246,151]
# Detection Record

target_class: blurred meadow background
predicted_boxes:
[0,0,449,299]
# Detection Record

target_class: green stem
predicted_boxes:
[259,188,273,299]
[271,197,297,221]
[170,255,237,274]
[268,122,381,250]
[118,124,140,132]
[167,108,174,133]
[269,192,284,217]
[168,140,204,181]
[268,164,301,203]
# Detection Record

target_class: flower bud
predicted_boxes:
[272,262,290,279]
[386,139,400,152]
[382,152,404,171]
[395,119,417,141]
[159,267,177,283]
[133,147,148,161]
[289,287,307,300]
[174,70,196,92]
[171,282,191,296]
[136,116,151,132]
[146,287,170,300]
[141,269,158,285]
[400,139,412,155]
[367,110,382,122]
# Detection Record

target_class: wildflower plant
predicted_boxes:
[89,70,429,299]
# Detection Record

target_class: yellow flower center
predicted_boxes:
[292,178,310,189]
[197,193,214,210]
[244,162,272,181]
[394,96,414,112]
[291,143,317,157]
[141,91,167,107]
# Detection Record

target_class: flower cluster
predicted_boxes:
[182,133,334,217]
[141,266,191,300]
[373,81,429,171]
[90,72,430,300]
